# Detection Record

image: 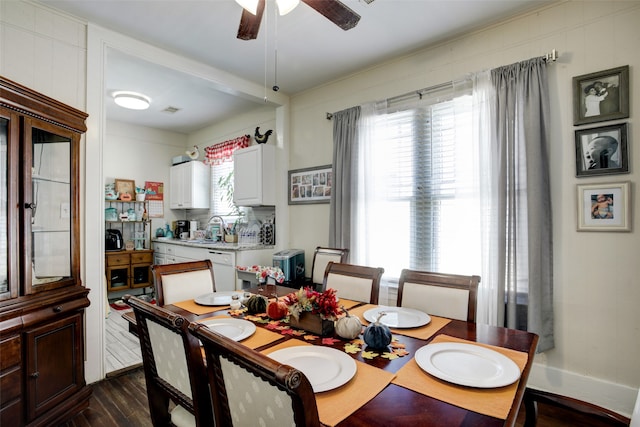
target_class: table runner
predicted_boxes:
[348,304,451,340]
[262,340,396,426]
[391,334,528,420]
[172,299,230,315]
[198,315,284,349]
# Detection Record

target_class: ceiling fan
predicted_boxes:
[236,0,362,41]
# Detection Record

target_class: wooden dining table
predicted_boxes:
[123,285,538,427]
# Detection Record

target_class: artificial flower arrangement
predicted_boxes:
[282,287,342,321]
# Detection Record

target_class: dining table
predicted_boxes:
[123,284,538,427]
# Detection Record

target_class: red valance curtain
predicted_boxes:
[204,134,250,165]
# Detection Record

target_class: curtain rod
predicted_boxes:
[326,48,559,120]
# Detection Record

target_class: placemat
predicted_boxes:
[339,298,363,310]
[262,341,395,426]
[198,315,284,350]
[348,304,451,340]
[172,299,229,315]
[391,334,528,420]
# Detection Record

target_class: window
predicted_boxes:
[210,161,236,216]
[357,87,481,284]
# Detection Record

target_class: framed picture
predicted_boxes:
[115,179,136,200]
[574,123,628,177]
[572,65,629,125]
[577,181,631,232]
[288,165,332,205]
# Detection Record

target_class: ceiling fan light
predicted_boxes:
[277,0,299,15]
[235,0,259,15]
[113,91,151,110]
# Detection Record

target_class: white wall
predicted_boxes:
[288,0,640,416]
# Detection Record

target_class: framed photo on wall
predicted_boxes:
[572,65,629,126]
[577,181,631,232]
[574,123,628,177]
[288,165,332,205]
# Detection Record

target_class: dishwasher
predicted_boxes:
[207,250,236,292]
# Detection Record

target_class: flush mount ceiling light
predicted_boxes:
[235,0,299,16]
[112,91,151,110]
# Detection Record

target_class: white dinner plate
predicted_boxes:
[268,346,357,393]
[363,306,431,328]
[200,318,256,341]
[194,291,240,306]
[415,342,521,388]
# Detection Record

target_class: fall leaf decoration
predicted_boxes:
[282,287,342,321]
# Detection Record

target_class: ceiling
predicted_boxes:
[39,0,553,133]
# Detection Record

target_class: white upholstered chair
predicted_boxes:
[124,295,214,427]
[189,322,321,427]
[322,262,384,304]
[308,246,349,290]
[152,260,215,306]
[397,269,480,323]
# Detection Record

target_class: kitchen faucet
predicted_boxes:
[206,215,227,240]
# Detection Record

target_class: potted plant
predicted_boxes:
[282,287,341,336]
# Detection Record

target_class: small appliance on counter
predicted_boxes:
[273,249,305,286]
[175,220,189,239]
[105,229,124,251]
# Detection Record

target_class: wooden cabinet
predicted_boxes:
[0,76,91,426]
[105,250,153,293]
[233,144,276,206]
[169,161,210,209]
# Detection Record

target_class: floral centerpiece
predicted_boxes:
[282,287,341,336]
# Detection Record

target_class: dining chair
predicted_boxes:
[153,259,216,306]
[188,322,321,427]
[322,262,384,304]
[397,269,480,323]
[124,295,215,427]
[308,246,350,290]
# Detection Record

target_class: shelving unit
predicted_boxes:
[105,200,151,249]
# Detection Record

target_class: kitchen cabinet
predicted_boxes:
[0,76,91,425]
[170,161,210,209]
[105,250,153,293]
[233,144,276,206]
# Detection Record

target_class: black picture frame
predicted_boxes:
[572,65,629,126]
[574,123,628,177]
[288,165,332,205]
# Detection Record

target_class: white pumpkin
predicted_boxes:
[335,306,363,339]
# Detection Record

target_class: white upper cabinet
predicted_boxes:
[170,161,210,209]
[233,145,275,206]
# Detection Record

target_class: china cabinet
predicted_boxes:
[169,161,209,209]
[0,76,91,425]
[233,144,276,206]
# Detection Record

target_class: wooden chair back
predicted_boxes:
[397,269,480,322]
[322,262,384,304]
[124,295,214,427]
[152,260,215,306]
[189,322,320,427]
[310,246,349,286]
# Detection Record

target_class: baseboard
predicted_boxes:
[528,362,638,418]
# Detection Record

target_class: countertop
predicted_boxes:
[152,237,274,252]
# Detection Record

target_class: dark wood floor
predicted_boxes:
[60,366,624,427]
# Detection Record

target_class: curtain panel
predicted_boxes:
[489,57,554,352]
[329,106,361,249]
[204,134,250,165]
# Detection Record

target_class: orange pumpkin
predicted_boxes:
[267,296,288,320]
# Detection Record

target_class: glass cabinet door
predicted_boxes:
[24,118,79,293]
[1,108,19,301]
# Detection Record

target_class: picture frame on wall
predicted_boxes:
[574,123,628,177]
[288,165,332,205]
[577,181,631,232]
[572,65,629,126]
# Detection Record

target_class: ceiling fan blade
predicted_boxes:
[302,0,361,31]
[237,0,265,40]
